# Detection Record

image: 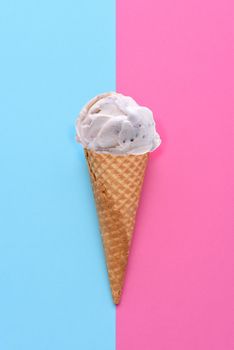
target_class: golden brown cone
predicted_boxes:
[84,149,148,304]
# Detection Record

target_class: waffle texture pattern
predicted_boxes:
[85,149,148,304]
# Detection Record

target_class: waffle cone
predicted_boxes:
[84,149,148,304]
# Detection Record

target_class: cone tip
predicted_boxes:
[112,291,121,305]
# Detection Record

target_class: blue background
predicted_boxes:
[0,1,115,349]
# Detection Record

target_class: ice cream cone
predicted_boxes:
[84,148,148,304]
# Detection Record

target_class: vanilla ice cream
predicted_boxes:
[76,92,161,155]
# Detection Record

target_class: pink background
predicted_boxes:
[117,0,234,349]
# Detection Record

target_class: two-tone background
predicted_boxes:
[0,0,233,349]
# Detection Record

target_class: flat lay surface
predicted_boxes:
[0,1,115,349]
[0,0,233,349]
[117,0,233,349]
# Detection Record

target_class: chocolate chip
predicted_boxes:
[92,108,101,114]
[130,139,134,142]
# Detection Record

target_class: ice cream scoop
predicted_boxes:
[76,92,161,155]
